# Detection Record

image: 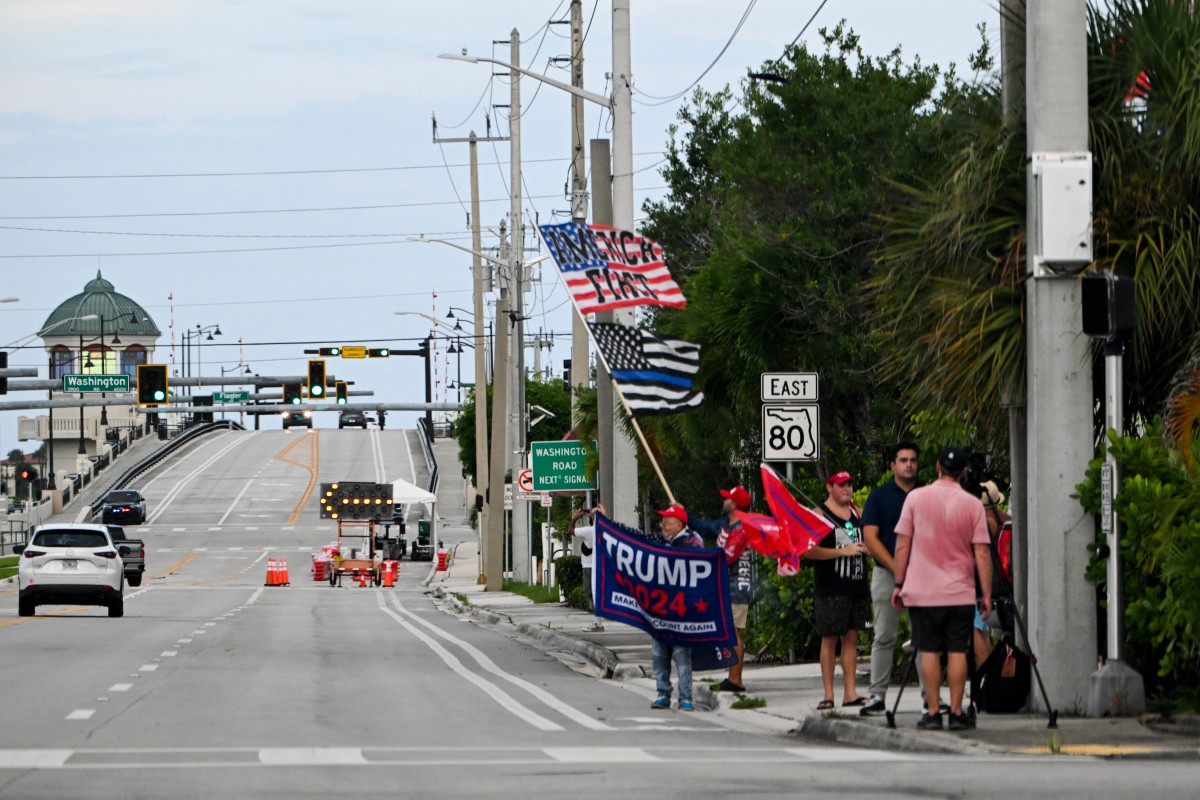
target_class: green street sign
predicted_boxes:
[63,374,130,393]
[214,391,250,403]
[530,440,597,492]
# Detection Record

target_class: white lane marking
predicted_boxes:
[66,710,95,721]
[384,593,613,731]
[177,639,191,644]
[172,528,186,532]
[218,476,261,526]
[147,433,257,523]
[228,547,243,551]
[108,684,133,692]
[207,527,223,531]
[246,527,259,530]
[139,665,159,672]
[371,425,385,483]
[0,750,72,768]
[259,748,366,766]
[374,594,562,732]
[191,630,206,635]
[203,622,216,627]
[160,651,177,657]
[544,747,657,763]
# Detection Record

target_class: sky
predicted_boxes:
[0,0,996,455]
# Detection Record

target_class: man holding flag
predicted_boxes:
[649,504,705,711]
[687,485,754,693]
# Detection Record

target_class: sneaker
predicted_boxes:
[916,712,943,730]
[717,678,746,693]
[947,712,975,731]
[651,696,670,710]
[859,696,888,717]
[678,700,695,712]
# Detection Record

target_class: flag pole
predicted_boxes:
[608,377,676,505]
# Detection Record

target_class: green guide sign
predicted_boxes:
[529,441,596,492]
[63,374,131,393]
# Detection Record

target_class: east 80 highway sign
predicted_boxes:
[762,404,820,462]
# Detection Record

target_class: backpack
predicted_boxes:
[975,637,1031,713]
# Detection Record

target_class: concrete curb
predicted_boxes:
[793,715,997,756]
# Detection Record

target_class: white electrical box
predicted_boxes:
[1033,152,1093,273]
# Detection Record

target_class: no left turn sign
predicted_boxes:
[518,469,535,493]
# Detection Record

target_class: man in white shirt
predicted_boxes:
[572,503,606,632]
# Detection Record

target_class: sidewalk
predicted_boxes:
[427,539,1200,758]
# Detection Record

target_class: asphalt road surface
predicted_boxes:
[1,429,1196,799]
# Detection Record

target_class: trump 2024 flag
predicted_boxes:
[593,514,737,650]
[538,221,685,315]
[588,322,704,416]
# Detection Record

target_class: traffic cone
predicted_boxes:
[381,564,395,587]
[278,558,290,586]
[264,558,277,586]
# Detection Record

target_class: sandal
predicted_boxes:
[816,699,835,711]
[842,697,868,707]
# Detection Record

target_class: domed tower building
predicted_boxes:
[18,271,161,483]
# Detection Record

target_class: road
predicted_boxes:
[0,429,1196,799]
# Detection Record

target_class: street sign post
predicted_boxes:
[63,374,130,393]
[214,390,250,403]
[762,404,820,462]
[529,441,597,492]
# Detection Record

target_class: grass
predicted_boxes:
[454,593,471,606]
[501,578,561,604]
[730,696,767,710]
[0,555,17,581]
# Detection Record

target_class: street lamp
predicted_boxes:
[181,324,221,398]
[219,363,251,422]
[31,314,98,490]
[94,312,137,427]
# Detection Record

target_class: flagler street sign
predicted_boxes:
[530,440,597,492]
[214,391,250,403]
[762,404,820,462]
[63,374,130,393]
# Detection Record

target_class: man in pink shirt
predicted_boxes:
[891,446,992,731]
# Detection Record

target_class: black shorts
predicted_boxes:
[813,595,871,637]
[908,605,974,654]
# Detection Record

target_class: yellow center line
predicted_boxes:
[152,551,199,579]
[0,606,96,628]
[274,430,320,524]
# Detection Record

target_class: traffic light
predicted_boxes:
[318,347,341,357]
[282,382,302,405]
[18,466,38,483]
[368,348,390,358]
[0,350,7,395]
[1082,271,1136,340]
[307,360,327,399]
[335,381,348,404]
[136,364,169,406]
[562,358,572,393]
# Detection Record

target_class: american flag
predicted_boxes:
[589,322,704,416]
[538,222,686,315]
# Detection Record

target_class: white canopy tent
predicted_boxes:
[391,477,438,542]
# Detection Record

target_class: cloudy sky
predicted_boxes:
[0,0,995,454]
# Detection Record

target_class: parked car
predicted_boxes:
[105,525,145,587]
[101,489,147,525]
[282,409,313,429]
[338,410,368,429]
[15,523,126,617]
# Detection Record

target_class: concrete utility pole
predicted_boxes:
[591,138,616,517]
[569,0,591,423]
[1024,0,1097,712]
[506,29,532,584]
[487,218,512,592]
[607,0,639,527]
[430,121,508,588]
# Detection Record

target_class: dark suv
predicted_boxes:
[101,489,147,525]
[282,409,313,429]
[338,410,368,429]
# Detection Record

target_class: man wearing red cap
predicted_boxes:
[806,471,871,710]
[687,485,753,693]
[650,504,705,711]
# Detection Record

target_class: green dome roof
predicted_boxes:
[40,270,161,339]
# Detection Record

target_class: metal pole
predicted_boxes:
[77,333,86,455]
[509,29,531,583]
[98,315,108,426]
[486,223,512,592]
[569,0,591,421]
[1104,340,1124,661]
[470,132,494,587]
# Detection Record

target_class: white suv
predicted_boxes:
[15,524,126,618]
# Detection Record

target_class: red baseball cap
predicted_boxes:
[720,485,752,510]
[656,503,688,522]
[825,471,853,487]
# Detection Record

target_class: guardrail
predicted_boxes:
[86,419,244,519]
[417,417,439,496]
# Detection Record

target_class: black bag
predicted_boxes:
[975,637,1032,713]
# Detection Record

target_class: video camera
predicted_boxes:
[960,450,992,499]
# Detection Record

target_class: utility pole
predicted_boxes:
[591,138,615,517]
[487,218,512,592]
[1024,0,1097,712]
[608,1,639,528]
[568,0,591,424]
[431,120,508,589]
[505,29,532,583]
